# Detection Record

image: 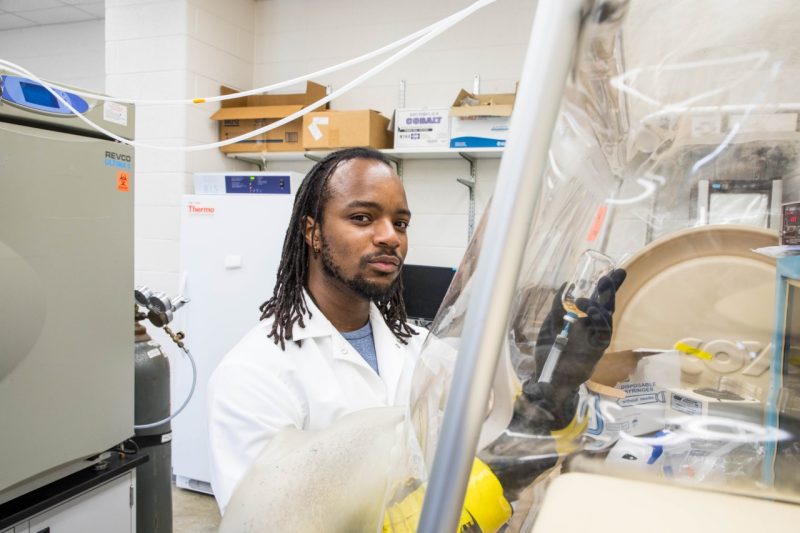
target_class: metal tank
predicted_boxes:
[133,309,172,533]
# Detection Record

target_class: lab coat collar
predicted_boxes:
[287,290,336,342]
[288,290,395,347]
[288,290,407,400]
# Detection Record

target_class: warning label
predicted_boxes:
[117,171,130,192]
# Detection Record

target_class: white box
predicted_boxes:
[584,351,680,451]
[450,115,511,148]
[393,108,450,149]
[449,88,515,148]
[665,388,761,424]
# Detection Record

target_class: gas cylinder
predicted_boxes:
[133,312,172,533]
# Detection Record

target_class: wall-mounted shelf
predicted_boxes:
[226,147,504,240]
[225,147,503,167]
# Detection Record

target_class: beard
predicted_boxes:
[319,240,399,300]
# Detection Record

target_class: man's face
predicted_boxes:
[310,158,411,300]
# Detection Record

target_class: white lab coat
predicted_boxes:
[207,293,427,513]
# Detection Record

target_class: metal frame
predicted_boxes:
[457,153,477,240]
[417,0,589,530]
[764,255,800,484]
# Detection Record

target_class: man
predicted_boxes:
[207,147,427,514]
[208,146,627,527]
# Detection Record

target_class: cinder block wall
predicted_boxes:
[105,0,255,296]
[0,0,538,291]
[250,0,537,267]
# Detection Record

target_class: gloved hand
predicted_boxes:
[479,381,577,502]
[534,268,627,391]
[479,268,627,502]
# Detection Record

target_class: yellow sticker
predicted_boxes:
[674,341,713,360]
[192,97,206,103]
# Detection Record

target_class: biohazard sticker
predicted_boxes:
[117,171,130,192]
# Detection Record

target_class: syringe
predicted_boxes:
[538,249,614,383]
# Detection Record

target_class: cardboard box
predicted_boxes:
[211,81,327,153]
[449,88,515,148]
[302,110,392,150]
[393,107,450,149]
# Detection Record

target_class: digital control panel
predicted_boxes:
[225,174,290,194]
[710,180,773,193]
[782,202,800,245]
[193,172,301,195]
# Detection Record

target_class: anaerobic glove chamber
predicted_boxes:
[382,0,800,531]
[215,1,800,531]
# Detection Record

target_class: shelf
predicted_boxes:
[225,147,503,166]
[225,146,502,241]
[383,147,504,160]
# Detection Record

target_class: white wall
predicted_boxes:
[105,0,255,297]
[252,0,538,267]
[0,0,538,289]
[0,20,105,91]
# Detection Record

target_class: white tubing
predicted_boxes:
[0,0,494,106]
[0,0,494,152]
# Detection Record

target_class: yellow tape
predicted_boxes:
[192,98,206,103]
[674,341,713,360]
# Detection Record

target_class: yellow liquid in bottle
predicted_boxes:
[562,298,587,318]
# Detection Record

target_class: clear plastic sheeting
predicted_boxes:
[383,0,800,530]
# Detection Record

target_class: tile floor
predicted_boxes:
[172,485,221,532]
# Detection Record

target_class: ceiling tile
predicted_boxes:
[0,12,37,30]
[0,0,64,12]
[75,2,104,17]
[12,6,98,25]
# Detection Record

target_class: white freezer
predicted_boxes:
[173,174,301,493]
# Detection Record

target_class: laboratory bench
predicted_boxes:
[0,452,147,533]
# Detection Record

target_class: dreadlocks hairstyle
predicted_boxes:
[259,147,418,350]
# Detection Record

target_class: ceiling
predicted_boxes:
[0,0,104,31]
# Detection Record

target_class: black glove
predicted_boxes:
[534,268,627,391]
[479,268,627,502]
[479,381,578,501]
